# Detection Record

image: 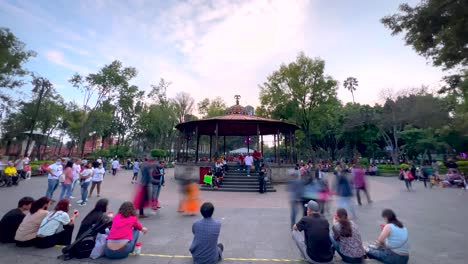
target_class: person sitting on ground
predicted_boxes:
[76,198,110,239]
[366,209,409,264]
[105,202,148,259]
[36,199,78,248]
[15,197,51,247]
[331,208,366,263]
[4,161,19,186]
[0,196,35,243]
[292,200,335,264]
[190,202,224,264]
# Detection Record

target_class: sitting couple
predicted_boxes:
[293,201,409,264]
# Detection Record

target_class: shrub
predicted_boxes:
[359,158,369,165]
[151,149,167,158]
[456,161,468,167]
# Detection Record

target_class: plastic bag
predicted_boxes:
[90,233,107,259]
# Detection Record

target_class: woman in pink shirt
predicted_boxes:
[104,202,148,259]
[60,161,74,200]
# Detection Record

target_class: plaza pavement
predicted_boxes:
[0,169,467,264]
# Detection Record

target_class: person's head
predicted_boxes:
[92,161,99,168]
[247,153,251,156]
[18,196,34,211]
[92,198,109,213]
[55,199,70,213]
[75,158,82,165]
[306,200,319,215]
[382,209,403,228]
[85,162,92,169]
[55,158,63,165]
[7,160,14,167]
[30,197,51,214]
[118,202,136,218]
[65,161,73,169]
[135,158,138,162]
[336,208,352,237]
[200,202,215,218]
[159,161,165,166]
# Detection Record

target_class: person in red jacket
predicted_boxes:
[252,150,262,172]
[237,154,245,171]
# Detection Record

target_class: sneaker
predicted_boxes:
[217,243,224,252]
[247,175,250,177]
[70,196,75,199]
[78,202,87,206]
[76,200,83,204]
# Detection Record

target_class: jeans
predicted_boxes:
[36,224,74,248]
[330,234,363,263]
[258,177,266,193]
[46,179,59,199]
[246,165,251,175]
[290,201,301,229]
[152,184,161,208]
[338,196,356,218]
[254,160,260,172]
[366,247,409,264]
[404,179,412,191]
[70,179,79,196]
[60,183,72,200]
[292,231,332,264]
[105,229,139,259]
[80,181,90,204]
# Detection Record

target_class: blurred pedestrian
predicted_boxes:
[336,172,356,219]
[287,167,304,229]
[352,164,372,206]
[132,159,140,184]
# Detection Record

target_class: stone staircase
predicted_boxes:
[200,169,276,192]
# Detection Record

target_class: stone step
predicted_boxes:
[200,186,276,192]
[221,181,273,186]
[223,176,260,180]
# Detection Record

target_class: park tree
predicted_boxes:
[0,28,36,120]
[197,97,227,118]
[172,92,195,123]
[343,77,358,104]
[258,52,339,156]
[70,60,138,157]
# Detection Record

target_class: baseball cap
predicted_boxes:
[97,159,102,164]
[304,200,320,212]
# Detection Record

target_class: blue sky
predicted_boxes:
[0,0,444,108]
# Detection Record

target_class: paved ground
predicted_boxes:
[0,169,467,264]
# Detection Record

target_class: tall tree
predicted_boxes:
[173,92,195,123]
[197,97,227,118]
[258,52,339,153]
[343,77,358,103]
[70,60,138,157]
[0,28,36,120]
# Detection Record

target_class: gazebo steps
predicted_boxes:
[200,170,276,192]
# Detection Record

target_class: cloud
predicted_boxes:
[56,42,89,56]
[45,50,89,73]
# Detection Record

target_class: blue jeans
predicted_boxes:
[367,247,409,264]
[290,201,301,229]
[60,183,72,200]
[46,179,59,199]
[80,181,90,204]
[152,184,161,200]
[70,179,79,196]
[246,165,251,175]
[338,196,356,218]
[105,229,140,259]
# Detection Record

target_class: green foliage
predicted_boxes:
[456,161,468,167]
[88,145,133,159]
[358,158,369,165]
[150,149,167,158]
[197,97,227,118]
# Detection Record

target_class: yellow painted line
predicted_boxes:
[56,245,304,262]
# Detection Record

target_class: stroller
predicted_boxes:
[57,218,112,260]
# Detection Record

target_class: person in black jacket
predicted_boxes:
[0,197,34,243]
[76,199,110,239]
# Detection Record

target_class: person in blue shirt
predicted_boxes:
[132,159,140,184]
[190,202,224,264]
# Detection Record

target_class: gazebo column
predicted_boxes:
[185,135,189,162]
[195,126,199,163]
[276,129,280,165]
[223,136,226,157]
[274,134,277,164]
[215,123,219,157]
[260,135,264,156]
[209,135,213,161]
[247,135,250,154]
[289,130,294,164]
[285,132,289,163]
[256,124,260,152]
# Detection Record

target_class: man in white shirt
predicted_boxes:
[244,153,254,177]
[70,159,82,199]
[46,158,64,199]
[111,158,119,176]
[15,155,29,180]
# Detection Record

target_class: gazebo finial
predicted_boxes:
[234,95,241,105]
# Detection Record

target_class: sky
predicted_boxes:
[0,0,445,109]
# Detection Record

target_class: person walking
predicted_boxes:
[151,161,165,210]
[190,202,224,264]
[136,159,151,218]
[336,171,356,219]
[14,155,29,180]
[292,200,335,264]
[89,161,105,198]
[351,164,372,206]
[287,167,304,229]
[403,168,413,191]
[244,153,253,177]
[366,209,410,264]
[330,208,366,263]
[59,161,74,200]
[132,159,140,184]
[111,158,119,176]
[46,158,64,200]
[77,162,93,206]
[70,159,82,199]
[258,163,267,193]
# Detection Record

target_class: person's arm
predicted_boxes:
[133,217,143,231]
[376,224,392,245]
[293,218,305,231]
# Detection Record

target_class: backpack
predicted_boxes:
[70,237,95,259]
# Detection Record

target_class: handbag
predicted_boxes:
[59,174,65,183]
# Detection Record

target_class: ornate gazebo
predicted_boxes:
[174,95,299,183]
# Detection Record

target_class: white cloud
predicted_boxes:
[56,42,89,56]
[45,50,89,73]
